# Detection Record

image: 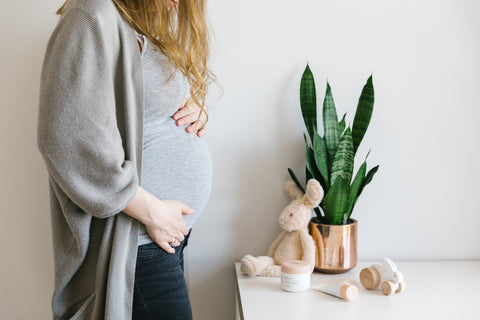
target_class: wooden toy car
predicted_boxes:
[359,258,406,296]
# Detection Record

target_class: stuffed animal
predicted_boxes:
[240,179,324,277]
[359,258,406,295]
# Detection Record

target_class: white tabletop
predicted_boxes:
[234,261,480,320]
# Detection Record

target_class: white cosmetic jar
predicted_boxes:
[280,260,312,292]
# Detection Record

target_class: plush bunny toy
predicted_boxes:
[240,179,324,277]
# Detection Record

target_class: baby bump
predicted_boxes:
[141,118,213,218]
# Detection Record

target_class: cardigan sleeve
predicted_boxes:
[37,8,139,219]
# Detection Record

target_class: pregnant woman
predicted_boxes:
[36,0,215,319]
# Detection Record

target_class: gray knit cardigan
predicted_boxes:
[37,0,145,318]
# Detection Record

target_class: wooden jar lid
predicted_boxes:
[281,260,311,274]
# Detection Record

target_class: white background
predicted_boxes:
[1,0,479,319]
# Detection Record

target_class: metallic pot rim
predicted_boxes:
[309,218,358,227]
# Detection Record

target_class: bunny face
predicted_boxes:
[378,258,404,284]
[390,271,404,284]
[279,199,312,232]
[279,179,324,232]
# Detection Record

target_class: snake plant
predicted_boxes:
[288,64,379,225]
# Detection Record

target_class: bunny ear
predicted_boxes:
[284,180,304,200]
[303,179,324,208]
[381,258,398,272]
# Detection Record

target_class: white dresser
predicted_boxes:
[234,261,480,320]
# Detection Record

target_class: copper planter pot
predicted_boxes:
[308,218,358,274]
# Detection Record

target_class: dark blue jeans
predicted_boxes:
[132,228,193,320]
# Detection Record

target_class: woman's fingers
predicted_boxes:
[172,98,207,136]
[185,117,206,134]
[197,127,206,137]
[186,123,197,133]
[178,221,189,235]
[172,108,189,121]
[159,240,176,254]
[175,231,185,243]
[175,98,188,112]
[172,98,191,120]
[158,230,184,253]
[180,202,195,215]
[180,98,188,108]
[175,112,199,127]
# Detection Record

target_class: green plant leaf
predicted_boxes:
[330,127,354,185]
[288,168,305,194]
[352,74,374,154]
[300,64,317,141]
[304,133,315,176]
[304,134,329,194]
[305,164,313,181]
[304,133,316,179]
[323,82,340,170]
[312,132,329,186]
[321,176,349,225]
[346,161,366,219]
[357,165,379,198]
[349,197,360,220]
[338,113,346,137]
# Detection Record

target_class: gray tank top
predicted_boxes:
[135,32,213,246]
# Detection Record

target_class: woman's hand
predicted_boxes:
[172,98,207,138]
[122,186,194,253]
[144,198,194,253]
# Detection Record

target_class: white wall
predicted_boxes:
[1,0,479,319]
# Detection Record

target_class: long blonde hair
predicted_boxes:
[56,0,218,130]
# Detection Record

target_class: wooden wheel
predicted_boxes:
[381,281,395,296]
[396,280,406,293]
[360,267,380,289]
